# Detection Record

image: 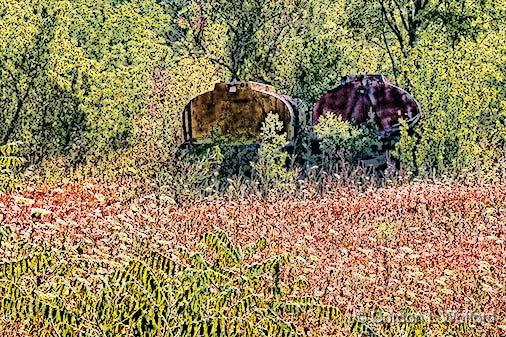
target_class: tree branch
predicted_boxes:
[382,28,399,83]
[392,0,410,33]
[380,0,405,52]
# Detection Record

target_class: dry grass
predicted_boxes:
[1,179,505,335]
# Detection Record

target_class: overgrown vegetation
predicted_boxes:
[1,0,505,336]
[252,114,297,194]
[314,113,382,170]
[0,142,25,192]
[0,228,343,336]
[1,0,504,186]
[1,183,504,336]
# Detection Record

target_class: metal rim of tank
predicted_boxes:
[386,82,422,133]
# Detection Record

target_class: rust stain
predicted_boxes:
[183,82,296,144]
[312,75,422,137]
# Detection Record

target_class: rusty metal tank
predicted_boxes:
[182,81,298,145]
[312,75,422,138]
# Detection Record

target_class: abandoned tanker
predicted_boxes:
[313,75,422,138]
[181,75,421,166]
[182,81,299,145]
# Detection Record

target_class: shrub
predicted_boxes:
[394,29,506,178]
[251,113,296,194]
[392,118,418,174]
[313,113,381,170]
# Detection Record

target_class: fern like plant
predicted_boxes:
[0,141,25,192]
[0,230,347,337]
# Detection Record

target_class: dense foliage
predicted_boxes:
[1,0,504,180]
[0,227,345,336]
[1,1,505,336]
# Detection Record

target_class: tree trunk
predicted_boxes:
[3,89,29,143]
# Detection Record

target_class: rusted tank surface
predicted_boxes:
[312,75,422,137]
[183,82,298,145]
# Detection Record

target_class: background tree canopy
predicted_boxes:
[1,0,505,176]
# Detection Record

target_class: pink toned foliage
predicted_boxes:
[1,180,505,335]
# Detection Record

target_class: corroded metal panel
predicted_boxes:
[183,82,296,144]
[312,75,422,137]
